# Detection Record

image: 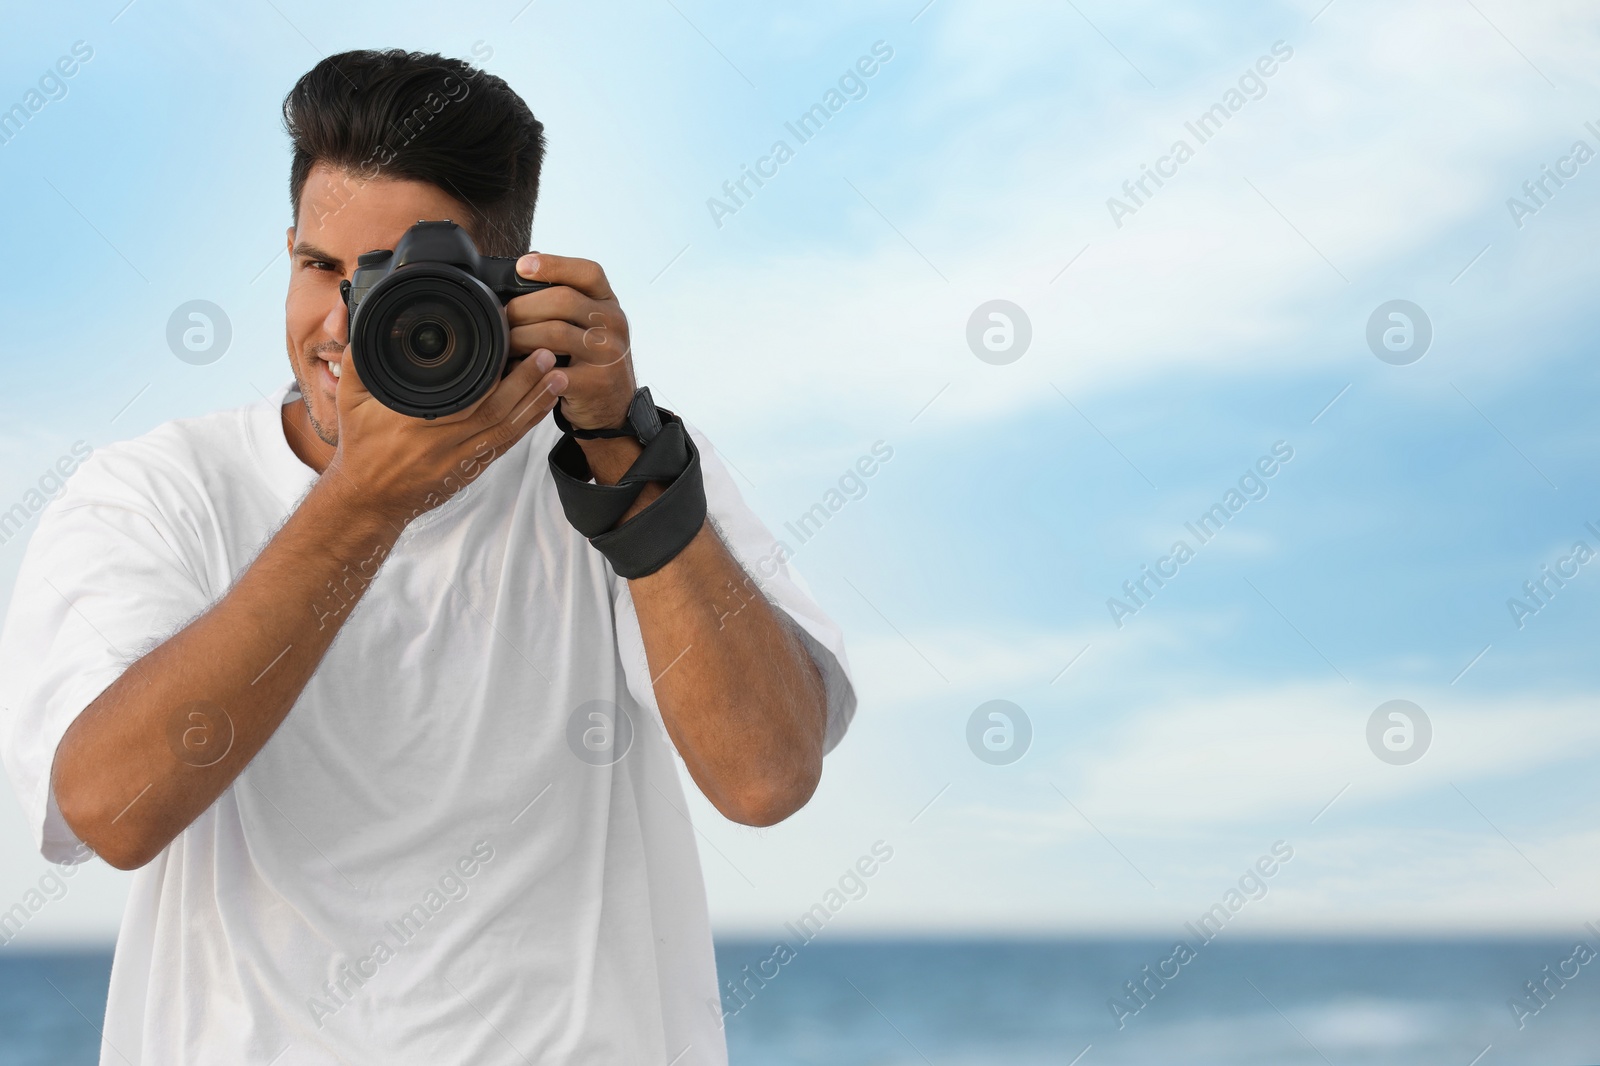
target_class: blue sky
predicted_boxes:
[3,0,1600,945]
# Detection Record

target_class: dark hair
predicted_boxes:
[282,49,545,257]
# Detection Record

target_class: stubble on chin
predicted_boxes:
[304,394,339,447]
[289,352,340,448]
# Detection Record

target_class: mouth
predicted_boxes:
[310,352,343,392]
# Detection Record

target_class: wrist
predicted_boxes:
[553,394,631,439]
[308,466,411,549]
[548,403,708,579]
[575,435,644,486]
[574,437,666,521]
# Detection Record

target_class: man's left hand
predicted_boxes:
[507,254,636,432]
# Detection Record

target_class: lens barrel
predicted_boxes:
[349,265,511,418]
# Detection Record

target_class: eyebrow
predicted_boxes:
[290,242,344,270]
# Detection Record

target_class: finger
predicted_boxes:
[473,347,567,429]
[503,369,566,429]
[416,346,567,435]
[337,348,373,408]
[504,285,613,330]
[509,321,627,369]
[546,360,631,411]
[475,369,565,459]
[461,383,556,469]
[514,253,615,302]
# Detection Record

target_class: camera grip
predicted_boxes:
[488,265,568,365]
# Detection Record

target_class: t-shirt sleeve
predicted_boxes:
[0,450,212,864]
[610,419,857,757]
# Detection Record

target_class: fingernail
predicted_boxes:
[535,349,554,372]
[518,254,540,277]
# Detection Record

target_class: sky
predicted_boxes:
[2,0,1600,947]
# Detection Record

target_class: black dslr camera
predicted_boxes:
[342,220,566,418]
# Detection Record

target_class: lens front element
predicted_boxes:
[406,317,451,364]
[385,298,475,388]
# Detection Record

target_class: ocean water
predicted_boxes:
[712,939,1600,1066]
[0,950,111,1066]
[2,940,1596,1064]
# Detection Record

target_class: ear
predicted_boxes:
[285,226,295,254]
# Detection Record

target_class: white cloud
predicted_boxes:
[697,611,1600,932]
[639,0,1600,456]
[1061,681,1600,828]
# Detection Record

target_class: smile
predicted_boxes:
[312,354,343,389]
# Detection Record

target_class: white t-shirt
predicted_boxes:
[0,382,855,1065]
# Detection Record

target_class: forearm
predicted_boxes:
[52,476,401,869]
[579,437,828,826]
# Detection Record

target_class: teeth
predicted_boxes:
[329,361,342,379]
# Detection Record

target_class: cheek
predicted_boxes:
[285,288,317,349]
[286,276,342,345]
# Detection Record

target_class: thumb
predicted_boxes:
[338,346,373,409]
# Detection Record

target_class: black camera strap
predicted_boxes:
[547,404,706,579]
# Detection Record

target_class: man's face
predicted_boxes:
[285,162,470,447]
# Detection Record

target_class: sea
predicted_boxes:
[2,939,1596,1064]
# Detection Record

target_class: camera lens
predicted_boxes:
[350,268,510,417]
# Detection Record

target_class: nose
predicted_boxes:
[322,282,350,349]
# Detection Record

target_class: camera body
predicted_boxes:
[343,220,555,419]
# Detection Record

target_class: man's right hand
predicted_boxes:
[325,347,569,527]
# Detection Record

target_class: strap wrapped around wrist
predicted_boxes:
[547,408,706,578]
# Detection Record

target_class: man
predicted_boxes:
[0,49,854,1065]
